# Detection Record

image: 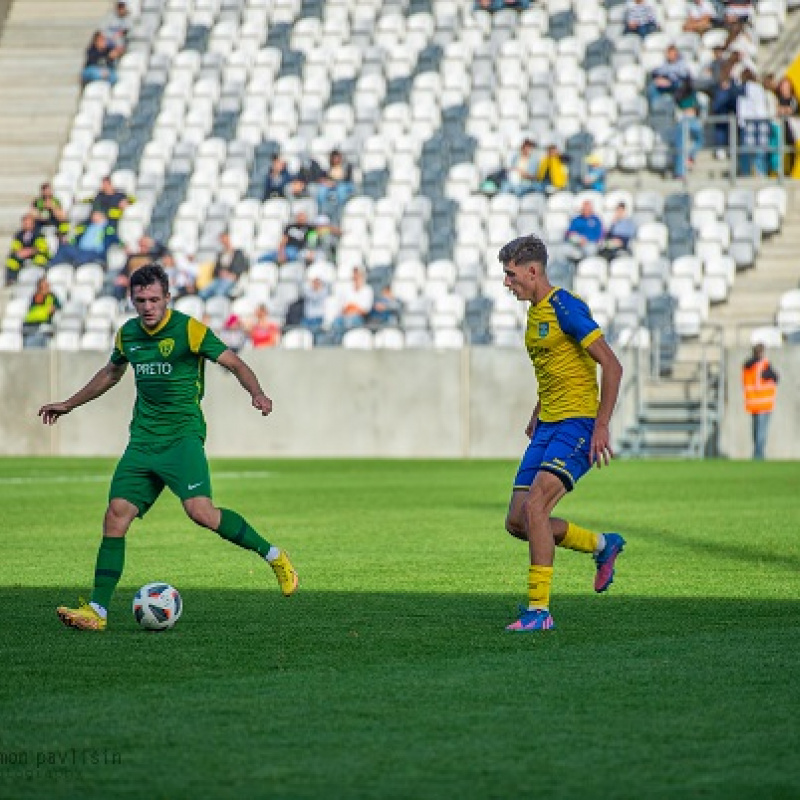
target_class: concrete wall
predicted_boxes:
[0,347,794,459]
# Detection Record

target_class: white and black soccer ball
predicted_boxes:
[133,582,182,631]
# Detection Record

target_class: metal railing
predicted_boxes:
[607,112,796,188]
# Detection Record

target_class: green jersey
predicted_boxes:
[110,309,228,447]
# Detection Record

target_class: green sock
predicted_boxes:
[90,537,125,610]
[216,508,272,557]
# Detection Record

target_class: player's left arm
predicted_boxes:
[585,337,623,468]
[216,349,273,417]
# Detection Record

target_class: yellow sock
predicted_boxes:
[558,521,599,554]
[527,565,553,610]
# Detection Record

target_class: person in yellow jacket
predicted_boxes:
[534,144,569,193]
[5,213,50,284]
[23,277,61,348]
[742,343,779,460]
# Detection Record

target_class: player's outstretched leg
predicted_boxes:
[58,505,132,630]
[208,506,298,596]
[594,533,626,593]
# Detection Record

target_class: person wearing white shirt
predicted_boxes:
[737,69,771,176]
[683,0,717,33]
[332,267,374,333]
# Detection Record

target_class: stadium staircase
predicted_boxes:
[0,0,106,249]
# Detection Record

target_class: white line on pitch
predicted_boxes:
[0,471,274,486]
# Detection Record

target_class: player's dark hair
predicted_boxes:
[130,263,169,297]
[498,235,548,269]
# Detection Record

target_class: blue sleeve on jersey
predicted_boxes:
[550,289,600,342]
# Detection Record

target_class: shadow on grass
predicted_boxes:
[2,586,799,677]
[1,588,799,800]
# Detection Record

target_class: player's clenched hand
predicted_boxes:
[252,393,273,416]
[590,421,614,468]
[38,403,71,425]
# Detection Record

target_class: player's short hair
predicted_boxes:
[498,235,548,269]
[130,263,169,297]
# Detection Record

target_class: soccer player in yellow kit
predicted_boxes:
[39,264,297,630]
[499,235,625,631]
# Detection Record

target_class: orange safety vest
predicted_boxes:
[743,358,777,413]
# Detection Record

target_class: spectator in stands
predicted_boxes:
[533,144,569,193]
[31,183,68,236]
[92,176,130,228]
[695,44,729,95]
[248,304,281,348]
[81,31,123,86]
[474,0,530,11]
[262,153,292,200]
[23,277,60,348]
[646,45,691,107]
[198,231,249,300]
[332,267,374,333]
[710,56,744,158]
[624,0,659,38]
[218,313,247,353]
[300,274,330,334]
[49,211,119,267]
[5,213,50,283]
[500,139,540,196]
[102,0,131,50]
[724,0,754,24]
[314,150,355,219]
[673,78,705,178]
[565,201,603,261]
[683,0,718,33]
[258,210,315,266]
[599,204,637,259]
[736,69,771,176]
[286,154,325,199]
[167,252,199,299]
[581,152,606,192]
[742,342,778,460]
[369,284,403,328]
[771,77,799,174]
[310,214,341,262]
[110,234,168,297]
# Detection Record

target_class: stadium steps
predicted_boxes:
[707,185,800,345]
[758,7,800,76]
[0,0,107,256]
[620,345,722,459]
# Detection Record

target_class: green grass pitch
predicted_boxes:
[1,457,799,799]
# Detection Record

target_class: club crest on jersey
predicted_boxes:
[538,323,549,338]
[158,338,175,358]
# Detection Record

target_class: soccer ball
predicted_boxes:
[132,582,182,631]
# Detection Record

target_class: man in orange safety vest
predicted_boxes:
[742,343,779,460]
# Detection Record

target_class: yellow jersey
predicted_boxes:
[524,288,603,422]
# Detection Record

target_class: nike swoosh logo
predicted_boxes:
[129,346,142,351]
[188,482,203,490]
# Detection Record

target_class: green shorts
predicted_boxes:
[109,437,212,517]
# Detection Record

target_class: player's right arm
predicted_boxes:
[38,361,127,424]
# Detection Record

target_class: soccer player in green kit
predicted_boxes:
[39,264,297,631]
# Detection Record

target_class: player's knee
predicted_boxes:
[184,500,217,529]
[504,514,527,540]
[521,494,548,524]
[104,500,135,536]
